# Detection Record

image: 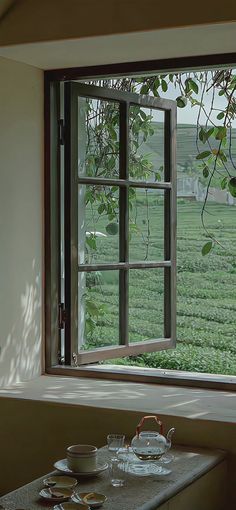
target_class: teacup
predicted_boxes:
[67,444,97,473]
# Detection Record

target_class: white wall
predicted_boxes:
[0,56,43,386]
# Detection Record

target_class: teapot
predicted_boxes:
[131,415,175,461]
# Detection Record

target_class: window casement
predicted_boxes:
[46,80,176,368]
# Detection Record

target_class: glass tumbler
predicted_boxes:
[109,448,129,487]
[107,434,125,453]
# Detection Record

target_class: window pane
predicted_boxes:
[78,97,120,179]
[78,184,119,264]
[129,268,164,342]
[129,106,165,182]
[129,189,164,262]
[78,270,119,350]
[177,198,236,365]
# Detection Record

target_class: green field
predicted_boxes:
[82,191,236,376]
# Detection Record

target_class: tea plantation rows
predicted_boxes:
[84,195,236,375]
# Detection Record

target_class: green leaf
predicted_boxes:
[140,84,149,95]
[140,109,147,120]
[199,127,206,143]
[199,127,214,144]
[202,241,213,256]
[109,127,117,140]
[161,79,168,92]
[206,127,214,139]
[196,151,211,160]
[190,79,199,94]
[215,126,227,140]
[176,96,187,108]
[219,150,227,162]
[98,203,105,214]
[221,176,228,190]
[219,89,225,96]
[185,78,199,94]
[154,77,160,88]
[106,222,119,235]
[203,166,209,178]
[86,236,96,250]
[228,177,236,197]
[217,112,224,120]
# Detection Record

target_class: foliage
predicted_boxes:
[79,71,236,370]
[85,71,236,249]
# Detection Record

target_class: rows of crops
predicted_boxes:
[84,195,236,375]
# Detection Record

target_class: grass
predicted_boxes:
[83,193,236,376]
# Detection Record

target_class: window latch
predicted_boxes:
[58,302,66,329]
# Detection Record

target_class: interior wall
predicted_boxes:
[0,56,43,387]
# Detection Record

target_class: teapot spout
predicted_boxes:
[166,427,175,449]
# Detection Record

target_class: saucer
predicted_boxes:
[73,492,107,508]
[126,463,171,476]
[54,504,89,510]
[54,458,108,476]
[39,487,74,502]
[43,475,78,489]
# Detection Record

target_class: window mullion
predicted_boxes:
[119,101,129,347]
[164,108,177,343]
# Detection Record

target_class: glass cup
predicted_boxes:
[109,448,129,487]
[107,434,125,453]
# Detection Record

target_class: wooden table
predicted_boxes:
[0,446,227,510]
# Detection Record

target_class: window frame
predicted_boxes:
[45,52,236,390]
[63,81,176,365]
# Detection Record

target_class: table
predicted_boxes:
[0,446,226,510]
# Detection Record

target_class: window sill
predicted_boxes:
[47,363,236,392]
[1,373,236,424]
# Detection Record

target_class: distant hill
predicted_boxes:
[140,122,236,173]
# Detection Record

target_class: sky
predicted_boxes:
[150,72,236,127]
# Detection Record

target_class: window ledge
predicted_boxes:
[0,374,236,424]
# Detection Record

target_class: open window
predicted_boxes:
[46,80,176,368]
[45,56,236,389]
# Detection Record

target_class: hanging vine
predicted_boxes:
[81,70,236,342]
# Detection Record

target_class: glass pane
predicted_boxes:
[78,270,119,350]
[78,97,120,179]
[129,106,165,182]
[177,197,236,361]
[78,184,119,264]
[129,268,164,342]
[129,189,164,262]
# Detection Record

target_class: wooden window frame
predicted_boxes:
[63,81,176,364]
[45,52,236,390]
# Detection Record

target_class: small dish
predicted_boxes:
[54,503,89,510]
[39,487,74,502]
[54,458,108,476]
[43,475,78,489]
[73,492,107,508]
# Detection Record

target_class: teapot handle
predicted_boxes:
[136,415,163,437]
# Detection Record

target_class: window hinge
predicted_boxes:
[58,353,65,365]
[59,119,65,145]
[72,352,78,367]
[58,302,67,329]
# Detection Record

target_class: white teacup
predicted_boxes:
[67,444,97,472]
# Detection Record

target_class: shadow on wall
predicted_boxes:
[0,259,41,387]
